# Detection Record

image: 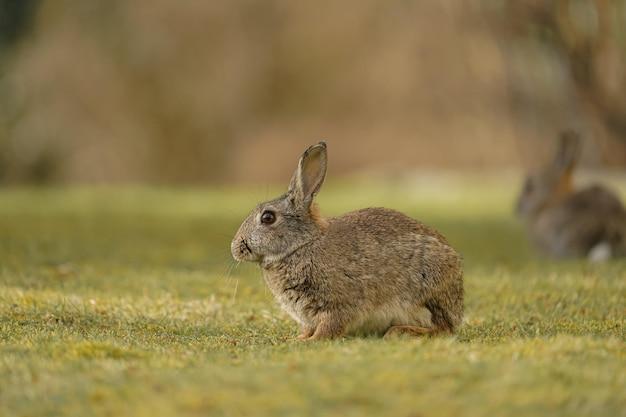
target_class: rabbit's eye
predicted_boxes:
[261,210,276,225]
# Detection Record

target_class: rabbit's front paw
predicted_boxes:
[296,325,315,340]
[307,313,346,341]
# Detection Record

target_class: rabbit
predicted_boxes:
[516,130,626,261]
[231,142,463,340]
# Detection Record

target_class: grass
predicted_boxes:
[0,177,625,417]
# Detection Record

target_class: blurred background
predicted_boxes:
[1,0,625,185]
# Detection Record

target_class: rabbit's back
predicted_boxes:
[324,208,458,279]
[563,185,624,214]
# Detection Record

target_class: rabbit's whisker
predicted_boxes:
[231,278,239,303]
[222,260,238,282]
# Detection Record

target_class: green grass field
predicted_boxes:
[1,178,625,417]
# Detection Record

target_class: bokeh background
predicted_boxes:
[1,0,625,185]
[2,4,626,416]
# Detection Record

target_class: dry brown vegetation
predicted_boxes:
[0,1,625,184]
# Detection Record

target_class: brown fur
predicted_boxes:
[309,203,329,229]
[231,142,463,340]
[516,131,626,259]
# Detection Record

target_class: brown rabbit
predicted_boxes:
[516,130,626,260]
[231,142,463,340]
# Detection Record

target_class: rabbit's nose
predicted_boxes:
[231,237,252,261]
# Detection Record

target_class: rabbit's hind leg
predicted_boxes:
[383,325,434,339]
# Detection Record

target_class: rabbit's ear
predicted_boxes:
[553,130,581,173]
[288,142,328,208]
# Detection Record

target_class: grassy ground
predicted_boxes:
[1,177,625,417]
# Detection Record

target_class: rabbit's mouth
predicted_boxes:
[241,239,252,254]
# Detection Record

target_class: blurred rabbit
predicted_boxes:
[516,130,626,261]
[231,142,463,340]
